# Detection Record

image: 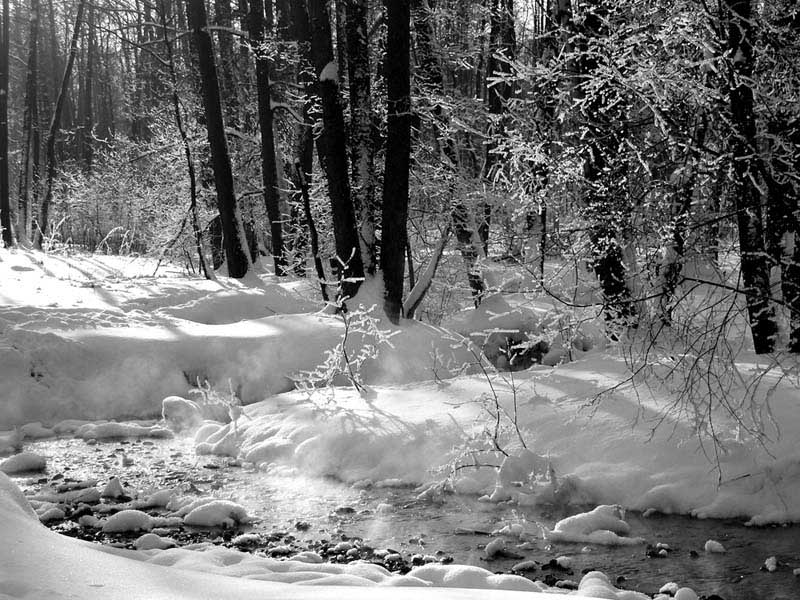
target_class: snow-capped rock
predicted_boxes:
[0,452,46,474]
[102,509,153,533]
[703,539,726,553]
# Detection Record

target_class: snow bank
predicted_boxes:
[1,249,475,426]
[189,354,800,525]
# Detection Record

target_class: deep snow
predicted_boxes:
[2,247,800,598]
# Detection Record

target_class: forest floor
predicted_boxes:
[1,246,799,600]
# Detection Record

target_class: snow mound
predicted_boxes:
[0,429,22,455]
[20,422,55,439]
[162,396,205,431]
[0,451,47,474]
[578,571,650,599]
[183,500,251,527]
[545,505,646,546]
[102,509,154,533]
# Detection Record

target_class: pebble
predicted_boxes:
[332,541,353,554]
[763,556,778,572]
[555,556,573,569]
[511,560,537,572]
[484,537,506,558]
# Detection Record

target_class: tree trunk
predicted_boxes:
[0,0,11,247]
[214,0,239,125]
[35,0,85,250]
[381,0,411,323]
[248,0,286,274]
[307,0,364,300]
[18,0,40,244]
[724,0,777,353]
[80,1,94,171]
[345,0,376,274]
[187,0,250,278]
[481,0,515,253]
[159,0,211,280]
[411,0,486,305]
[286,0,315,276]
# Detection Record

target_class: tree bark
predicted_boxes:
[481,0,515,253]
[248,0,287,274]
[187,0,250,278]
[35,0,86,250]
[214,0,239,125]
[0,0,11,247]
[307,0,364,300]
[724,0,777,353]
[159,0,211,280]
[345,0,377,274]
[79,1,94,171]
[381,0,412,323]
[18,0,40,244]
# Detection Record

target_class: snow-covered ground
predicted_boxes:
[2,247,799,599]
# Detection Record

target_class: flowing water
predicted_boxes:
[13,436,800,600]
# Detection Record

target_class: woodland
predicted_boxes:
[0,0,798,361]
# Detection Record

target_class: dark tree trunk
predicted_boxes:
[307,0,364,300]
[287,0,315,276]
[187,0,250,278]
[36,0,85,250]
[724,0,777,354]
[381,0,411,323]
[214,0,239,125]
[345,0,376,274]
[481,0,515,253]
[571,1,636,327]
[0,0,10,247]
[18,0,40,243]
[248,0,286,274]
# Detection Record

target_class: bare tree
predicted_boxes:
[0,0,10,247]
[187,0,250,278]
[723,0,777,353]
[36,0,86,250]
[307,0,363,299]
[248,0,286,274]
[381,0,411,322]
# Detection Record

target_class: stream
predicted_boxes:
[11,435,800,600]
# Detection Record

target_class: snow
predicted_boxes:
[102,509,154,533]
[319,61,338,83]
[703,539,726,553]
[134,532,178,550]
[0,452,46,474]
[1,247,799,598]
[101,477,126,499]
[545,505,646,546]
[76,421,173,440]
[182,499,251,527]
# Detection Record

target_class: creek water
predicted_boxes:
[15,436,800,600]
